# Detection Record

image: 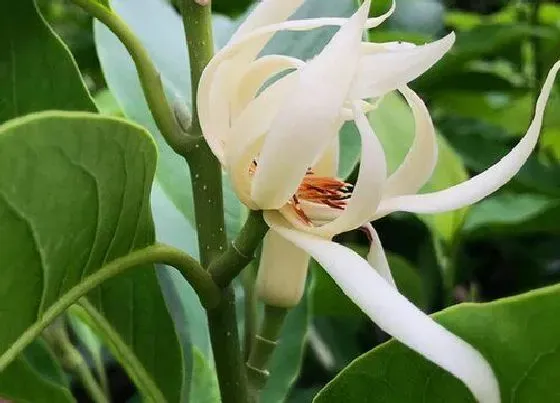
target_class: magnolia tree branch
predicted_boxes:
[210,210,269,287]
[180,1,251,402]
[69,0,194,155]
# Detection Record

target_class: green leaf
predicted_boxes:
[0,112,183,403]
[371,92,469,243]
[189,347,220,403]
[0,0,95,124]
[415,24,535,92]
[314,283,560,403]
[462,193,560,236]
[0,340,74,403]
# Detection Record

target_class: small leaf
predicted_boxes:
[0,0,95,124]
[0,112,183,403]
[315,283,560,402]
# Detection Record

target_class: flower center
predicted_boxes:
[250,161,352,225]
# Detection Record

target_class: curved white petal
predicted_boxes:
[256,229,310,308]
[311,102,387,237]
[349,33,455,99]
[251,1,371,209]
[266,214,500,403]
[232,55,305,119]
[382,86,438,198]
[226,73,299,208]
[231,0,305,42]
[364,0,395,29]
[375,60,560,218]
[363,223,395,287]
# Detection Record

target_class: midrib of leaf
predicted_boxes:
[75,299,166,403]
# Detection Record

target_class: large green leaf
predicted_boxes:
[0,340,74,403]
[0,112,183,403]
[0,0,95,124]
[315,283,560,402]
[371,92,470,243]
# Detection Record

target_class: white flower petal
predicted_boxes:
[349,33,455,99]
[232,55,305,120]
[311,102,387,237]
[375,60,560,218]
[256,229,310,308]
[266,214,500,403]
[364,0,395,29]
[382,86,438,198]
[226,73,299,208]
[251,1,371,209]
[363,223,395,287]
[231,0,305,42]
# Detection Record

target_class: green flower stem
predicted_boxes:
[246,305,288,396]
[44,321,108,403]
[69,0,192,155]
[180,2,250,402]
[243,263,258,361]
[0,244,218,372]
[209,210,269,287]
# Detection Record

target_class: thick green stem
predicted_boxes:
[70,0,192,155]
[210,210,269,287]
[180,1,250,402]
[246,305,288,398]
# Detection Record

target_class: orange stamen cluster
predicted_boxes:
[249,161,353,225]
[290,168,352,224]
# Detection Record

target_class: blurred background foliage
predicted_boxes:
[35,0,560,401]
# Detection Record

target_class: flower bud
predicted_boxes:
[256,230,309,308]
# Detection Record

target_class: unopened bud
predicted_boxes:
[256,231,309,308]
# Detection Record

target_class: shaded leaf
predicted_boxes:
[0,0,95,124]
[315,283,560,403]
[0,112,183,403]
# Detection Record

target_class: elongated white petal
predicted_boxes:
[349,33,455,99]
[232,55,305,119]
[251,1,370,209]
[266,214,500,403]
[363,223,395,286]
[375,60,560,218]
[382,86,438,198]
[226,73,299,208]
[232,0,305,42]
[256,230,310,307]
[312,102,387,237]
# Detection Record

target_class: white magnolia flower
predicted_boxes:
[198,1,560,402]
